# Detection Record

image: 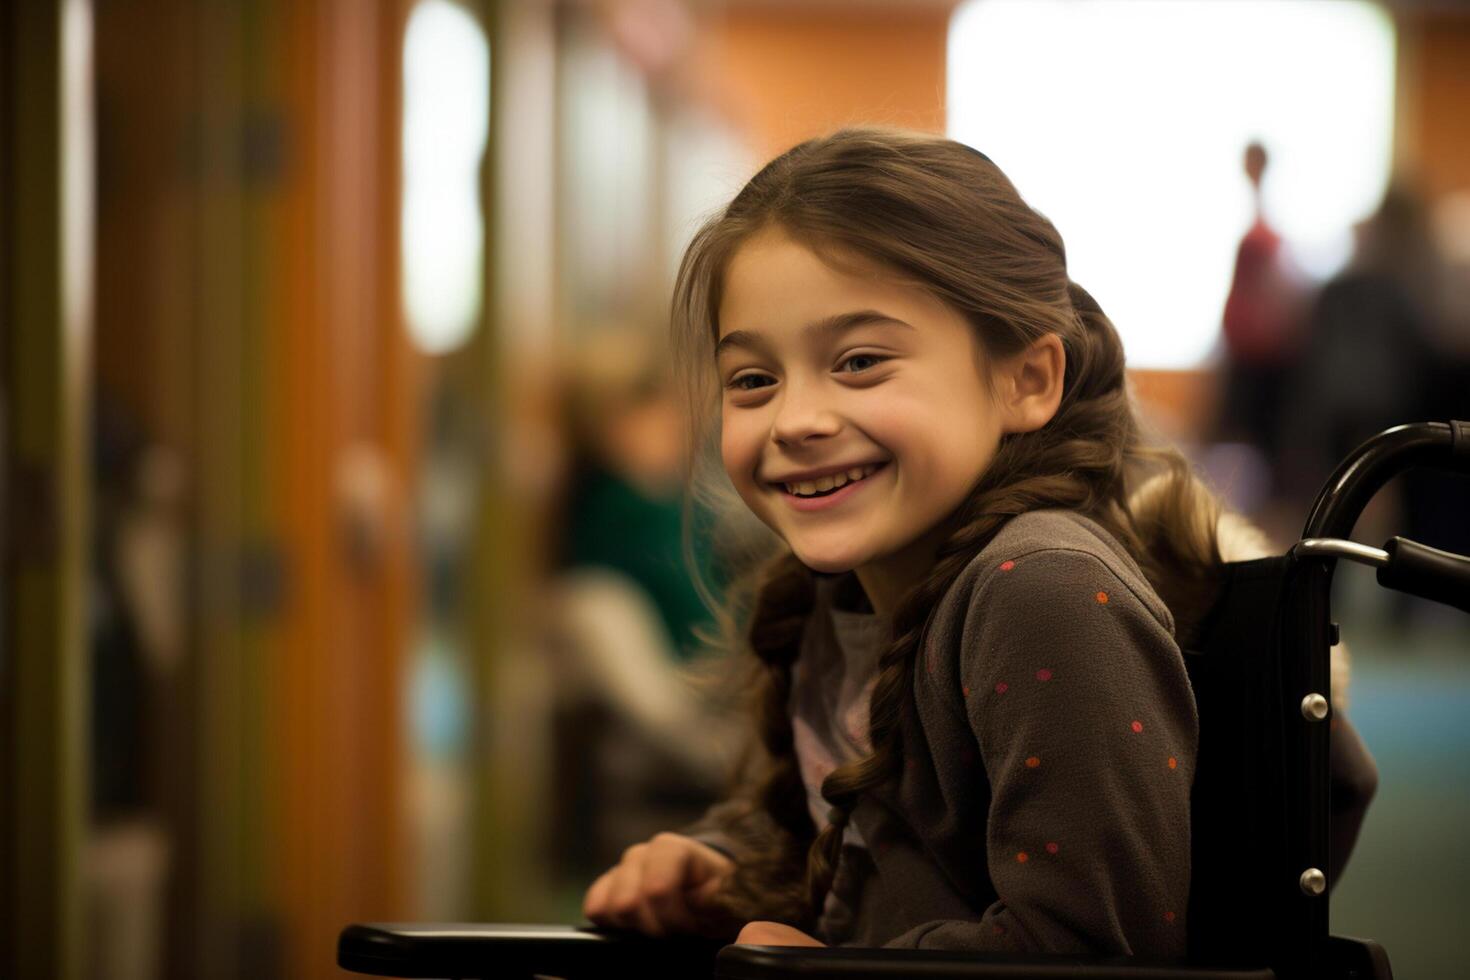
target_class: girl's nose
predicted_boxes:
[771,383,841,446]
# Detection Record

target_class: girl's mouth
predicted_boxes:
[777,462,887,512]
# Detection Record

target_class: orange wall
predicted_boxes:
[701,4,951,160]
[1401,12,1470,198]
[1128,369,1217,445]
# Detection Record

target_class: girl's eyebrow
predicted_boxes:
[714,309,913,359]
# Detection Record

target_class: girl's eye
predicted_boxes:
[839,353,886,374]
[729,373,775,391]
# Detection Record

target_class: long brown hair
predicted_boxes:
[671,128,1221,929]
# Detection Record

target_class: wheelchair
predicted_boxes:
[339,421,1470,979]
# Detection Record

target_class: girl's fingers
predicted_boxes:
[584,835,735,937]
[604,852,665,936]
[582,869,615,922]
[640,844,699,934]
[603,862,641,928]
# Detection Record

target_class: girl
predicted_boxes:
[581,128,1362,957]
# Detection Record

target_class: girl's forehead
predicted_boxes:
[719,244,963,351]
[726,226,885,285]
[718,231,911,335]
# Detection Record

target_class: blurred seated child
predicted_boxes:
[546,326,743,884]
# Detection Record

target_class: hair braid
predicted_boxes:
[702,551,822,927]
[802,509,1007,918]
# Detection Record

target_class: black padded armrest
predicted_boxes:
[339,923,1387,979]
[715,946,1275,979]
[337,922,723,979]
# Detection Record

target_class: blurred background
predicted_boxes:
[2,0,1468,977]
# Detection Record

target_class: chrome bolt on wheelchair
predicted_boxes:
[339,421,1470,980]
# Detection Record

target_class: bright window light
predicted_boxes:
[948,0,1396,369]
[402,0,490,355]
[558,20,654,324]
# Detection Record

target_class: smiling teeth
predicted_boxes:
[786,464,879,497]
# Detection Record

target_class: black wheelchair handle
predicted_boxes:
[1378,536,1470,615]
[1303,421,1470,541]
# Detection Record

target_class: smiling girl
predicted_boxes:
[582,128,1258,956]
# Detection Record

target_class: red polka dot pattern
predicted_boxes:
[954,565,1188,932]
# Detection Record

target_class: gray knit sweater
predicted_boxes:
[688,509,1198,957]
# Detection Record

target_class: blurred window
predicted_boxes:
[557,13,656,331]
[662,110,755,291]
[948,0,1395,369]
[402,0,490,354]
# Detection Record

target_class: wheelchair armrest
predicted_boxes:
[338,924,1387,980]
[715,946,1276,979]
[337,922,724,979]
[718,939,1388,979]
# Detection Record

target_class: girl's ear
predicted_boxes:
[996,334,1065,435]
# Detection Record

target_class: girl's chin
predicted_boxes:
[791,547,866,575]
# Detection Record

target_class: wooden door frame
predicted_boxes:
[1,2,90,978]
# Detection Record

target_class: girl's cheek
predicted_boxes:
[720,415,770,513]
[719,417,752,486]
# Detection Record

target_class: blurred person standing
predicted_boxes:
[1410,193,1470,559]
[1430,193,1470,438]
[1285,183,1462,586]
[1215,141,1310,494]
[1287,184,1438,469]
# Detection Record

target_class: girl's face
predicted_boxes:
[716,226,1006,606]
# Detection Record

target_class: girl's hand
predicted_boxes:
[735,921,826,947]
[582,832,738,938]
